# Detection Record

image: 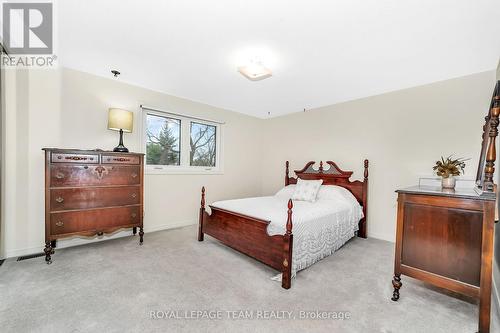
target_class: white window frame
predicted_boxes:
[142,108,223,175]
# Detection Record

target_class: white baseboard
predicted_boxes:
[367,231,394,242]
[144,219,196,233]
[2,220,197,260]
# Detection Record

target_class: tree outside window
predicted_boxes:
[146,114,180,165]
[190,122,216,167]
[144,110,221,172]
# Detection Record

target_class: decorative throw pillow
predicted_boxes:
[291,179,323,202]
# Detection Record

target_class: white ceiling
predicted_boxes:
[58,0,500,118]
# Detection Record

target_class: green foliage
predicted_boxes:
[433,155,468,178]
[146,118,216,168]
[146,122,180,165]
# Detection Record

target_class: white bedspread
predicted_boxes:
[210,186,363,279]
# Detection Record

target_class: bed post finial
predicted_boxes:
[285,161,290,186]
[286,199,293,235]
[319,161,324,173]
[364,159,369,180]
[201,186,206,209]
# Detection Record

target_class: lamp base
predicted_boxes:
[113,128,129,152]
[113,145,129,153]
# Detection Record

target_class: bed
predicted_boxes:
[198,160,369,289]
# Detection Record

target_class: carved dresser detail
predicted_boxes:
[43,148,144,264]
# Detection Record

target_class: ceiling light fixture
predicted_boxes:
[238,59,272,81]
[111,69,120,77]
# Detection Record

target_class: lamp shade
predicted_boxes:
[108,108,133,133]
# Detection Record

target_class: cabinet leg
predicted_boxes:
[133,227,137,235]
[44,241,52,264]
[391,275,402,301]
[139,227,144,245]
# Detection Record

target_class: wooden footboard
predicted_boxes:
[197,159,368,290]
[198,187,294,289]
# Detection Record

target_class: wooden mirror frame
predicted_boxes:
[476,80,500,197]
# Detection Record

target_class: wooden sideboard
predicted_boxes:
[43,148,144,263]
[392,186,496,333]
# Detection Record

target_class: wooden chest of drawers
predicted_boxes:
[43,148,144,263]
[392,186,496,333]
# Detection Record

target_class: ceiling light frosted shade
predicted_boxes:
[108,108,133,133]
[238,62,272,81]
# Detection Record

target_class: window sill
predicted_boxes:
[145,168,224,175]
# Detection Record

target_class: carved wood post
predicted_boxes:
[286,199,293,235]
[44,241,52,264]
[282,199,293,289]
[358,159,369,238]
[139,227,144,245]
[483,96,500,193]
[391,275,402,301]
[477,115,490,183]
[198,186,205,241]
[364,159,369,180]
[319,161,324,173]
[285,161,290,186]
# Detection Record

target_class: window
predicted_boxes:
[190,122,216,167]
[143,108,222,174]
[145,114,181,166]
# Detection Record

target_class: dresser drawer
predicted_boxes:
[50,206,141,235]
[50,186,140,211]
[50,165,141,187]
[101,154,140,165]
[51,152,99,164]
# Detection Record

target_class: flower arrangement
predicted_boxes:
[433,156,468,179]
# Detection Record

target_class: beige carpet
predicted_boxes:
[0,225,498,333]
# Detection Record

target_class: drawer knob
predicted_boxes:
[55,197,64,203]
[55,221,64,227]
[97,231,103,236]
[131,173,138,178]
[131,193,137,199]
[131,213,137,218]
[55,173,65,179]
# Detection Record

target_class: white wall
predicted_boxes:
[1,67,496,257]
[261,70,496,241]
[1,67,264,258]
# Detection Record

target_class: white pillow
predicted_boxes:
[291,179,323,202]
[317,185,360,207]
[275,185,296,198]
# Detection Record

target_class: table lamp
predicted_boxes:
[108,108,133,152]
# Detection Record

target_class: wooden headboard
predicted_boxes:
[285,159,369,238]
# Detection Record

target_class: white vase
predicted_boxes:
[441,176,456,189]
